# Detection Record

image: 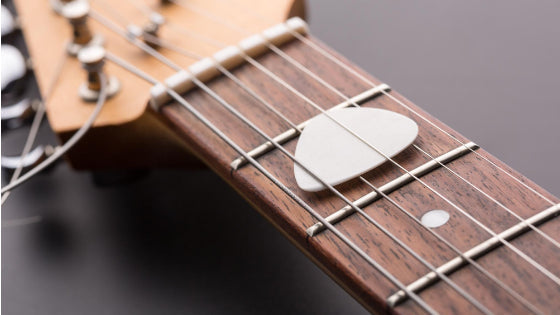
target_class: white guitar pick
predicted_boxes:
[294,108,418,192]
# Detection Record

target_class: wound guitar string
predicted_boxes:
[1,74,110,194]
[4,0,557,313]
[103,51,439,315]
[85,1,556,314]
[89,6,493,314]
[137,0,560,256]
[116,0,560,290]
[87,3,552,314]
[1,48,68,206]
[168,0,560,247]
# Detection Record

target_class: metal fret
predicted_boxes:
[387,203,560,307]
[230,84,391,169]
[307,142,480,236]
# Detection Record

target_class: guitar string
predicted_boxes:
[155,0,560,284]
[357,176,543,314]
[0,3,548,314]
[150,36,543,312]
[125,27,542,311]
[92,13,496,314]
[104,51,439,315]
[89,1,560,304]
[142,0,560,286]
[222,0,559,211]
[100,6,545,309]
[1,47,68,205]
[1,74,110,194]
[146,26,560,253]
[90,1,305,134]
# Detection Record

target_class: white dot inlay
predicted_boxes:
[421,210,450,228]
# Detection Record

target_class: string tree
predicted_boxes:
[126,13,166,49]
[77,45,120,102]
[61,0,104,56]
[143,12,165,48]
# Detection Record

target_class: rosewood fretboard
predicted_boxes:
[157,35,560,314]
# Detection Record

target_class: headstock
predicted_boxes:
[12,0,305,169]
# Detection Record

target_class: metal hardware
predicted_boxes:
[62,1,104,56]
[1,145,56,173]
[230,84,392,170]
[78,45,120,101]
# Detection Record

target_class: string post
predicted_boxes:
[77,46,120,101]
[62,1,104,56]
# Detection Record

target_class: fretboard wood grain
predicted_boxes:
[158,36,560,314]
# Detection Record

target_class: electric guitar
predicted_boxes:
[2,0,559,314]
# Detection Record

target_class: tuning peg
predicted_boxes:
[1,44,30,100]
[1,98,40,130]
[1,5,20,36]
[1,145,56,175]
[61,1,104,56]
[77,45,120,101]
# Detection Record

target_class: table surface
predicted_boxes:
[3,1,559,314]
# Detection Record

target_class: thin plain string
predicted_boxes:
[1,75,110,194]
[356,176,542,314]
[93,14,495,314]
[159,0,560,286]
[105,8,543,309]
[104,51,439,315]
[224,0,558,211]
[113,13,542,309]
[123,26,542,311]
[1,48,68,205]
[91,1,560,293]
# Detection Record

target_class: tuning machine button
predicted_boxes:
[1,44,31,101]
[1,98,40,130]
[1,145,56,175]
[1,5,19,36]
[62,1,104,56]
[77,45,120,101]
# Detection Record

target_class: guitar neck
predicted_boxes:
[156,35,560,313]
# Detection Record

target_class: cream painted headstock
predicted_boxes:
[13,0,305,169]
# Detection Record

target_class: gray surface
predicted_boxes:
[2,1,559,315]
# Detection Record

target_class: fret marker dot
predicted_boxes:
[421,210,450,228]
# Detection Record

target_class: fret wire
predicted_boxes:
[92,3,560,305]
[413,144,560,249]
[160,0,560,287]
[287,30,558,208]
[104,52,438,315]
[188,75,494,314]
[221,0,558,211]
[162,0,560,258]
[358,176,543,314]
[151,25,540,310]
[1,74,110,194]
[231,43,560,287]
[93,12,493,313]
[1,47,68,205]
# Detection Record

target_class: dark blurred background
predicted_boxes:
[2,1,559,314]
